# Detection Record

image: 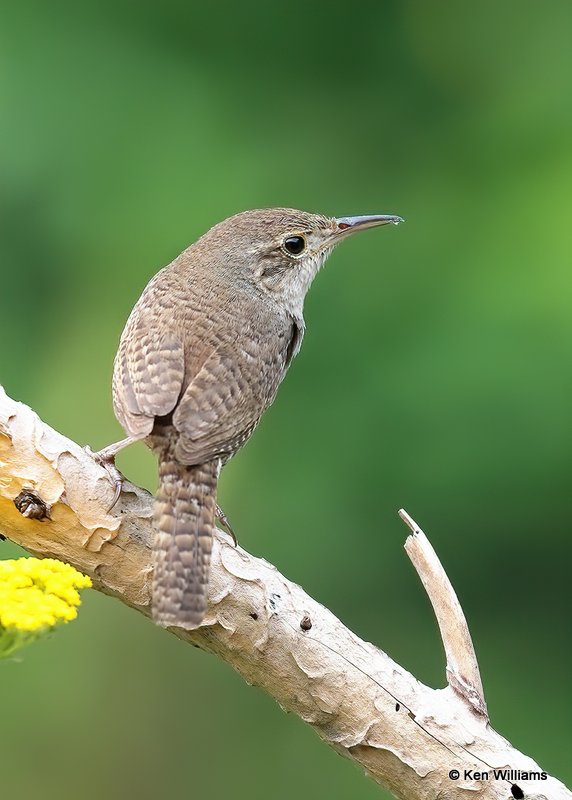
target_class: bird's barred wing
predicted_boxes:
[112,302,185,438]
[172,348,263,464]
[172,316,303,464]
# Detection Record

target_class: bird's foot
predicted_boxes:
[216,504,237,546]
[85,435,142,512]
[85,445,124,512]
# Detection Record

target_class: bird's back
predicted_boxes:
[113,257,296,465]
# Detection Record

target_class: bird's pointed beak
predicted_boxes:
[333,213,404,240]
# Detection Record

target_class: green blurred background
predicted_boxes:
[1,1,571,797]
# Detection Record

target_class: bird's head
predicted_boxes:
[191,207,403,314]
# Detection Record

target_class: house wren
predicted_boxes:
[103,208,403,629]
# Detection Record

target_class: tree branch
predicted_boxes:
[0,384,569,800]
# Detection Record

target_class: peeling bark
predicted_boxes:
[0,385,569,800]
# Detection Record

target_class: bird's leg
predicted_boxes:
[86,436,143,511]
[215,504,238,546]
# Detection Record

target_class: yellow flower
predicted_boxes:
[0,557,91,657]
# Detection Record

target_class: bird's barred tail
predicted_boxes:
[152,457,218,629]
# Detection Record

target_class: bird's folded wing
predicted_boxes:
[112,305,186,438]
[172,348,259,464]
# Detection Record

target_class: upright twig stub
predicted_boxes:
[400,508,487,717]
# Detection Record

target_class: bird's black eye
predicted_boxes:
[283,235,306,256]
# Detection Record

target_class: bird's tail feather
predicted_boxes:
[152,457,218,629]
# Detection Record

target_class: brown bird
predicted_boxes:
[97,208,403,629]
